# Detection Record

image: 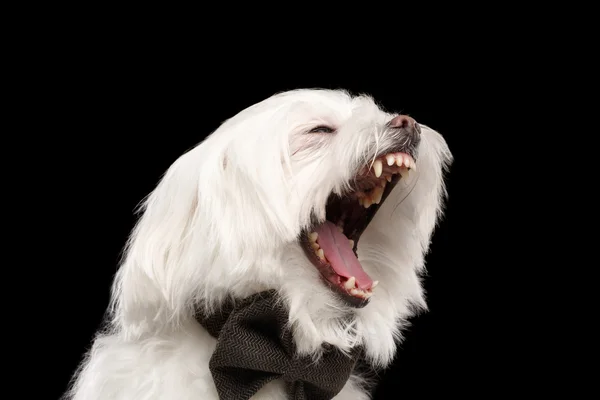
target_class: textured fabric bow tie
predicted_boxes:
[195,289,363,400]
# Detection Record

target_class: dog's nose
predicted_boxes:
[388,115,421,136]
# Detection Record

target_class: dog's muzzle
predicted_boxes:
[386,115,421,155]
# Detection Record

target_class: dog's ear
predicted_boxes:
[410,125,453,250]
[378,124,452,261]
[363,124,452,275]
[109,150,204,337]
[110,122,303,337]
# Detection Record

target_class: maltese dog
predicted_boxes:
[66,89,452,400]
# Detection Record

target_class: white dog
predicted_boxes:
[66,89,452,400]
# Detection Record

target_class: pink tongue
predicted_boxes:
[314,221,373,290]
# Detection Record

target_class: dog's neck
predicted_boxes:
[192,241,423,370]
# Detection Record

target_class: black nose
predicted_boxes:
[387,115,421,137]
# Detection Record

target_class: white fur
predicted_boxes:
[65,89,452,399]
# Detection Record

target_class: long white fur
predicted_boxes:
[65,89,452,400]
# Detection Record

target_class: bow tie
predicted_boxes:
[195,289,363,400]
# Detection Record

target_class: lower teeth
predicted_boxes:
[307,227,378,299]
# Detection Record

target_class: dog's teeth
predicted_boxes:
[371,281,379,289]
[345,276,356,289]
[358,197,364,206]
[348,239,354,248]
[373,159,383,178]
[311,242,320,250]
[410,159,417,171]
[403,158,410,168]
[372,186,384,204]
[399,167,409,180]
[396,154,404,167]
[337,225,344,233]
[347,286,372,299]
[386,154,395,166]
[385,155,395,166]
[317,249,325,260]
[386,175,392,182]
[363,198,372,208]
[309,232,318,242]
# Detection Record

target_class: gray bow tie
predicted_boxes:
[195,289,364,400]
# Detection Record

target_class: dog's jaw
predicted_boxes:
[299,151,416,308]
[267,129,448,370]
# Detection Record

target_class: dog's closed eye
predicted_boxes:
[308,126,335,134]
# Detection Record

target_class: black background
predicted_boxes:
[50,32,509,399]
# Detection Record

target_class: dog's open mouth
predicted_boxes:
[301,151,417,308]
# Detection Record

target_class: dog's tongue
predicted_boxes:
[314,221,373,290]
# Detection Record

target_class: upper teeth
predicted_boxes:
[359,152,415,209]
[391,153,416,170]
[374,159,383,177]
[369,153,415,176]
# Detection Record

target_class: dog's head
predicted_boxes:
[112,89,452,365]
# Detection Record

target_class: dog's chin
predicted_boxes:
[300,149,417,308]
